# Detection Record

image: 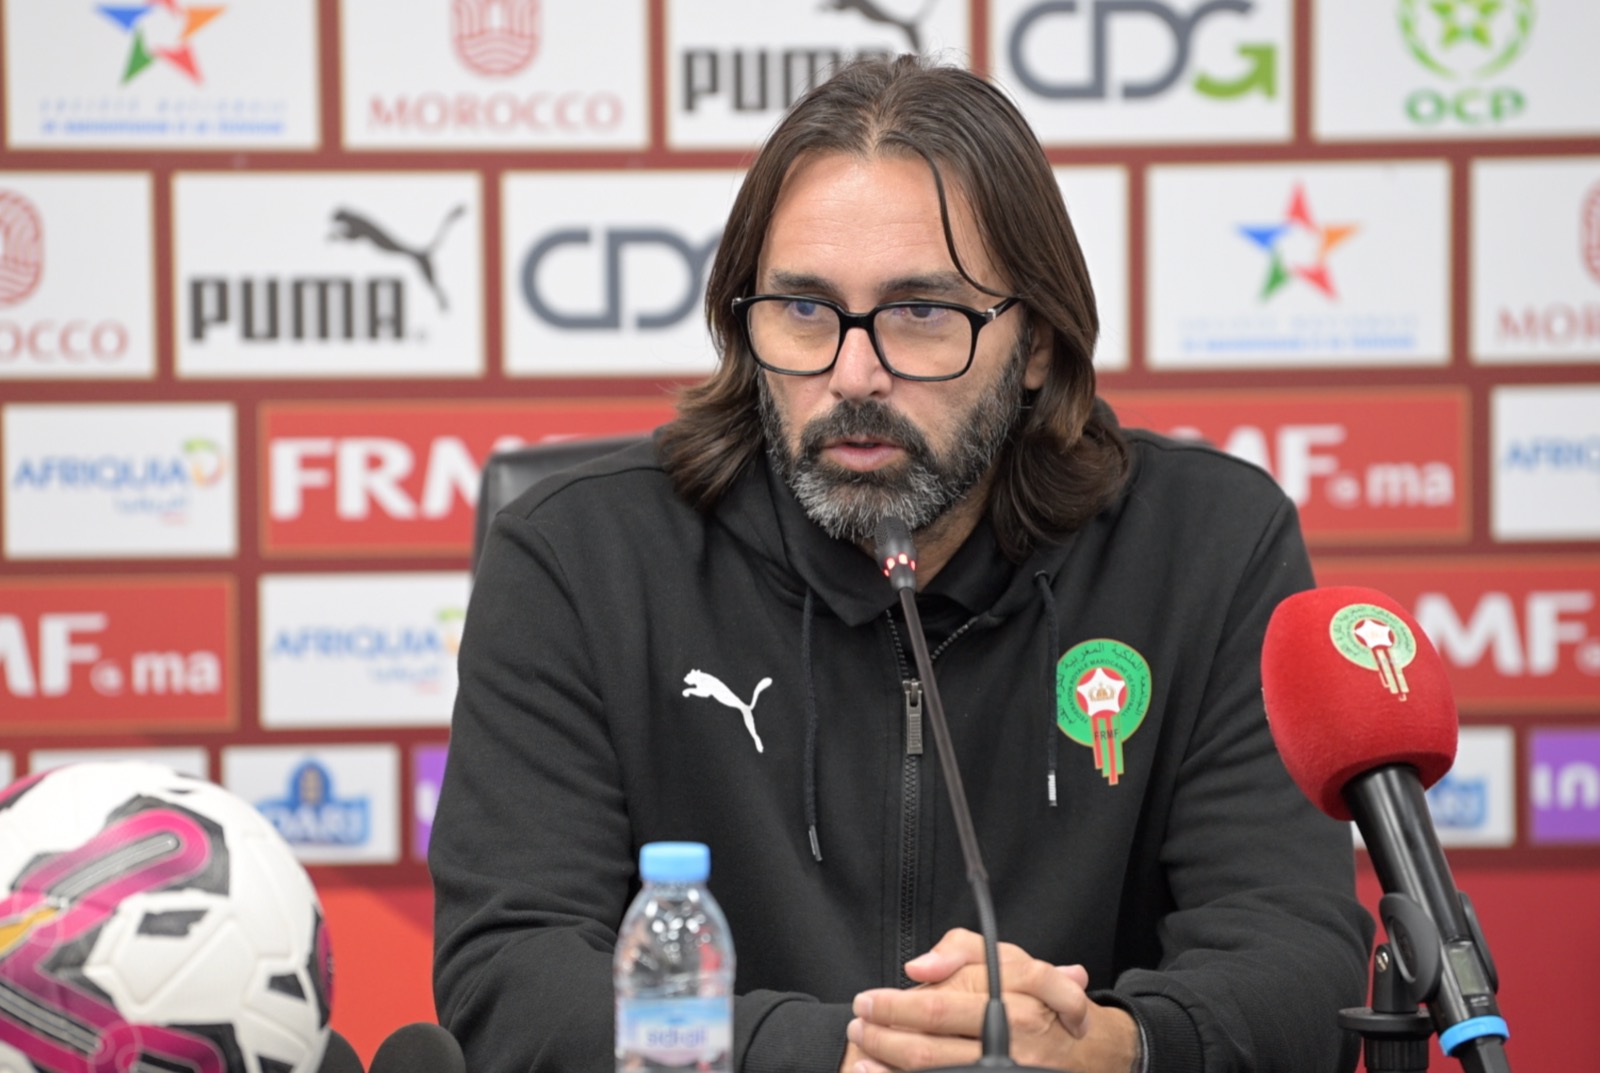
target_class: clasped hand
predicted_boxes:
[840,928,1138,1073]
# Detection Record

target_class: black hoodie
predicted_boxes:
[431,422,1372,1073]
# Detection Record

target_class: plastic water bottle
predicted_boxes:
[614,841,735,1072]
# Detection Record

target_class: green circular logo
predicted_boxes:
[1056,639,1151,785]
[1329,603,1420,700]
[1399,0,1535,80]
[1329,604,1417,672]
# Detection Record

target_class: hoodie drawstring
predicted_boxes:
[1034,572,1061,807]
[801,587,824,862]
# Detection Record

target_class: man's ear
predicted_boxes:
[1022,317,1053,391]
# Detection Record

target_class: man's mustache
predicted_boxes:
[799,401,932,465]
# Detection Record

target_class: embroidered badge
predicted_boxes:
[1328,603,1417,701]
[682,669,771,753]
[1055,639,1151,785]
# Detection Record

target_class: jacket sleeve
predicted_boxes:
[429,508,852,1073]
[1103,495,1375,1073]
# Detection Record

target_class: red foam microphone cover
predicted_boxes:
[1262,586,1457,821]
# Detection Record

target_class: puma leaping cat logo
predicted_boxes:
[820,0,937,54]
[682,669,771,753]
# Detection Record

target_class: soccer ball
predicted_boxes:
[0,762,333,1073]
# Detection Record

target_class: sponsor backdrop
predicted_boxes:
[1,0,1596,1066]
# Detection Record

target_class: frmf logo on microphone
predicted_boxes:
[1328,603,1417,701]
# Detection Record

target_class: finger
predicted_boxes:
[980,950,1086,993]
[849,1015,982,1071]
[903,927,986,983]
[1055,963,1090,989]
[1029,965,1093,1038]
[904,961,991,995]
[847,1056,892,1073]
[854,986,987,1037]
[903,930,1039,987]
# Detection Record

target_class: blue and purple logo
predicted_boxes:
[412,744,448,860]
[1530,729,1600,844]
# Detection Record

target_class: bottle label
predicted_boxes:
[616,996,731,1067]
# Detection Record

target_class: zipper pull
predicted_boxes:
[903,679,924,756]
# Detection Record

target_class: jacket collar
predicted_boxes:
[715,449,1079,628]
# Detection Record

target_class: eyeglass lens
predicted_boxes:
[744,298,973,378]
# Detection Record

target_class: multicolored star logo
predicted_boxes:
[1237,184,1358,301]
[97,2,226,85]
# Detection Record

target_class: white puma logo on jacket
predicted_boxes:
[682,669,771,753]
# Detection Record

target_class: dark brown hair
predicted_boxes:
[658,54,1129,560]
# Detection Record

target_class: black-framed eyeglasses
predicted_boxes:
[731,294,1021,382]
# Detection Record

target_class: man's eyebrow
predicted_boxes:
[879,273,971,297]
[766,270,836,294]
[763,269,975,300]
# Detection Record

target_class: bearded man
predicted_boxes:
[431,55,1371,1073]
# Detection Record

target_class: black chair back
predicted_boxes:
[472,434,648,573]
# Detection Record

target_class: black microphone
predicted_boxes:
[318,1029,365,1073]
[368,1023,466,1073]
[1262,587,1510,1073]
[873,516,1053,1072]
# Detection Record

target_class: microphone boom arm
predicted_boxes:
[895,584,1014,1063]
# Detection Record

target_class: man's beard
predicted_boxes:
[759,344,1029,545]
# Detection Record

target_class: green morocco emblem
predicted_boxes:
[1056,639,1152,786]
[1329,603,1418,701]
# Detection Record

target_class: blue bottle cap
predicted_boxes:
[639,841,711,883]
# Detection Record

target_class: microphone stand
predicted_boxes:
[1339,928,1436,1073]
[1348,771,1512,1073]
[1340,893,1512,1073]
[875,518,1054,1072]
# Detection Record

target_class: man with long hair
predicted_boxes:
[432,56,1371,1073]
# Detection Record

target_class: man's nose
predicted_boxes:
[828,325,892,399]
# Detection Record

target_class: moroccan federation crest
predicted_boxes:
[1328,602,1419,700]
[1055,639,1152,785]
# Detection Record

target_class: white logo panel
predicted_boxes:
[0,174,155,380]
[1351,727,1516,850]
[503,170,742,376]
[992,0,1292,145]
[1473,157,1600,364]
[4,0,318,148]
[1055,167,1129,371]
[260,572,469,728]
[1429,726,1517,848]
[342,0,647,150]
[222,744,399,865]
[1147,162,1450,369]
[667,0,971,150]
[1315,0,1600,142]
[1492,385,1600,542]
[174,172,484,378]
[3,403,238,559]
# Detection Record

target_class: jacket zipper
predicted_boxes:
[903,680,924,756]
[887,613,978,984]
[892,635,921,984]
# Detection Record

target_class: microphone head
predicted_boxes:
[318,1029,365,1073]
[872,515,917,591]
[1262,586,1457,821]
[369,1023,465,1073]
